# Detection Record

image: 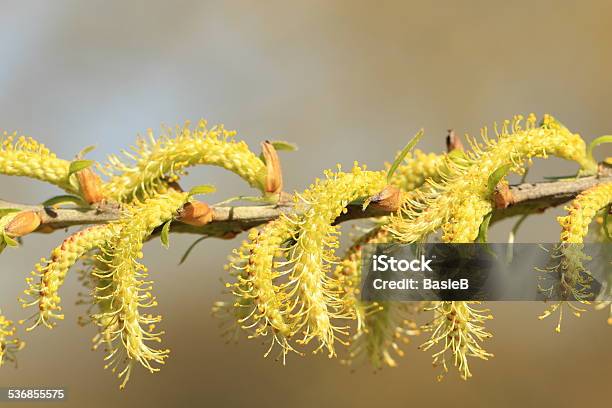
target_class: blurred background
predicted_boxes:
[1,1,611,407]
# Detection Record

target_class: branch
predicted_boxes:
[1,165,611,238]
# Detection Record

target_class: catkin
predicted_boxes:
[387,114,596,243]
[101,120,268,201]
[226,220,297,360]
[0,310,24,367]
[335,227,421,368]
[22,225,116,330]
[92,190,188,388]
[283,164,387,356]
[540,182,612,330]
[0,133,76,193]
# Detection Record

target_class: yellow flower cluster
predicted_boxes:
[539,182,612,330]
[100,120,268,201]
[0,311,25,367]
[387,114,596,243]
[388,149,446,191]
[22,225,116,330]
[91,190,188,388]
[334,226,421,368]
[0,133,75,193]
[227,164,387,358]
[558,182,612,243]
[420,301,493,380]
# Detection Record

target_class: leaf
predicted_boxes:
[0,208,21,219]
[160,220,172,248]
[68,160,94,177]
[476,212,493,243]
[387,129,424,183]
[2,232,18,247]
[188,184,216,197]
[179,236,210,265]
[77,145,97,159]
[42,195,89,208]
[269,141,297,152]
[487,163,513,196]
[447,149,466,161]
[259,141,298,162]
[0,241,5,254]
[588,135,612,161]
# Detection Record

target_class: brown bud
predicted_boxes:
[261,141,283,194]
[76,168,104,204]
[493,182,514,209]
[178,201,213,227]
[5,211,42,237]
[446,129,464,152]
[369,185,402,212]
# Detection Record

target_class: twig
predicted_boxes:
[1,165,611,238]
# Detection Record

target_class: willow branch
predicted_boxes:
[1,164,611,238]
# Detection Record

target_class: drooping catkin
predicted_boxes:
[224,220,298,361]
[335,226,421,368]
[21,225,116,330]
[539,182,612,330]
[419,301,493,381]
[282,164,387,356]
[100,120,268,201]
[92,190,188,388]
[0,310,25,367]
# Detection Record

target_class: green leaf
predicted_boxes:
[269,141,297,152]
[0,208,21,219]
[0,240,6,254]
[77,145,97,159]
[188,184,216,197]
[486,163,513,196]
[179,236,209,265]
[259,141,298,162]
[387,129,424,183]
[68,160,94,177]
[161,220,172,248]
[42,195,89,208]
[476,212,493,243]
[2,232,18,247]
[447,149,466,161]
[588,135,612,162]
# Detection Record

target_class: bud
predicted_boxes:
[369,185,401,212]
[261,141,283,194]
[5,211,42,237]
[446,129,464,152]
[178,201,213,227]
[494,182,514,209]
[77,168,104,204]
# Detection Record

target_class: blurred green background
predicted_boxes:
[1,1,611,407]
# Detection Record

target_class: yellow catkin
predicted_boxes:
[420,301,493,381]
[0,310,25,367]
[387,114,596,243]
[539,182,612,330]
[92,190,188,388]
[558,183,612,243]
[100,120,267,201]
[225,220,297,361]
[335,227,421,368]
[388,149,447,191]
[0,133,76,193]
[21,225,116,330]
[283,164,387,356]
